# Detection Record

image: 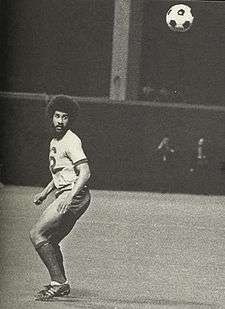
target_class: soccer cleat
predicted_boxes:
[35,283,70,301]
[36,285,52,296]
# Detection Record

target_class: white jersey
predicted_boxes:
[49,129,88,194]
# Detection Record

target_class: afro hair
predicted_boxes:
[46,94,80,123]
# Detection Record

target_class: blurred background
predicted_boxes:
[0,0,224,195]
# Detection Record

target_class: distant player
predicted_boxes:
[29,95,91,301]
[156,136,176,192]
[157,136,175,163]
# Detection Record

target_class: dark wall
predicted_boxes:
[141,0,225,106]
[1,96,224,195]
[0,0,114,96]
[1,0,225,106]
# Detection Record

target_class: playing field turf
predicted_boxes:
[0,186,224,309]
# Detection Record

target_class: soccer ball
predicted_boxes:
[166,4,194,32]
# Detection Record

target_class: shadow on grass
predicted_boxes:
[49,288,215,308]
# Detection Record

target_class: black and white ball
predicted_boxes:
[166,4,194,32]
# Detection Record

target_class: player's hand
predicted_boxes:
[57,193,73,214]
[33,192,47,205]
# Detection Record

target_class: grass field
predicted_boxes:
[0,186,224,309]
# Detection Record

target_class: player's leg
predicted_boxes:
[36,188,91,299]
[35,243,67,297]
[30,189,91,300]
[30,192,72,284]
[54,243,66,279]
[45,188,91,280]
[51,186,91,245]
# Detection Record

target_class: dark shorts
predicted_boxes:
[47,186,91,244]
[57,186,91,219]
[68,186,91,218]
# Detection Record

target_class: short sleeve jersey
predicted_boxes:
[49,129,88,194]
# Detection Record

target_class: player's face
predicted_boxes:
[198,138,204,146]
[163,137,169,145]
[53,110,69,134]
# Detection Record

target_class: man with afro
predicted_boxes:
[30,95,91,301]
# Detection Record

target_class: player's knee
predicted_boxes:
[29,227,37,244]
[29,226,43,246]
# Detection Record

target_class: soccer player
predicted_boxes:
[29,95,91,301]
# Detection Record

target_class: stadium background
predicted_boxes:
[0,0,225,194]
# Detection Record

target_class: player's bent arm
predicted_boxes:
[57,162,91,214]
[70,162,91,198]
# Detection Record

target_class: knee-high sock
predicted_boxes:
[35,241,66,284]
[54,244,66,280]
